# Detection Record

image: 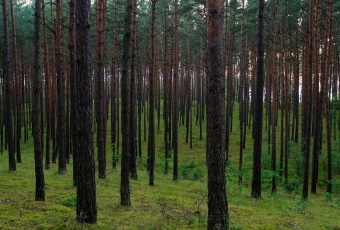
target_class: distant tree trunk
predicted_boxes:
[56,0,66,174]
[121,0,133,206]
[95,0,107,179]
[2,0,16,171]
[75,0,97,222]
[33,0,45,201]
[252,0,265,199]
[206,0,229,229]
[172,0,179,182]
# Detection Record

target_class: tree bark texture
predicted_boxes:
[76,0,97,222]
[120,0,133,206]
[2,0,16,171]
[33,0,45,201]
[207,0,229,229]
[252,0,265,199]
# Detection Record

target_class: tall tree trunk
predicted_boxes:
[75,0,97,222]
[172,0,179,181]
[311,0,322,195]
[302,0,314,201]
[42,0,51,170]
[68,0,76,184]
[323,0,332,194]
[271,0,278,193]
[163,3,169,174]
[33,0,45,201]
[2,0,16,171]
[56,0,66,174]
[10,0,21,163]
[252,0,265,199]
[129,0,138,180]
[95,0,107,179]
[121,0,133,206]
[207,0,229,228]
[225,0,236,160]
[148,0,156,186]
[111,0,118,169]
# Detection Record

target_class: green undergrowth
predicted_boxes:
[1,105,340,229]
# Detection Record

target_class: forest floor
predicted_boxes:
[1,111,340,229]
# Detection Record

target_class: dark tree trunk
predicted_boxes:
[252,0,265,199]
[56,0,66,174]
[163,4,169,174]
[129,0,138,180]
[68,0,76,184]
[2,0,16,171]
[206,0,229,229]
[95,0,107,179]
[121,0,133,206]
[111,0,118,169]
[148,0,156,186]
[42,0,51,170]
[75,0,97,222]
[172,0,179,182]
[33,0,45,201]
[302,0,314,201]
[10,0,21,164]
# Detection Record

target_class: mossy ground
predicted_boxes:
[0,106,340,229]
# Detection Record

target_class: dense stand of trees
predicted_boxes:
[1,0,340,227]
